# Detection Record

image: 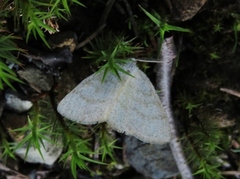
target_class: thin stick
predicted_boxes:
[75,24,106,49]
[221,171,240,175]
[220,88,240,98]
[98,0,116,26]
[0,163,29,179]
[156,37,193,179]
[122,0,138,36]
[76,0,116,49]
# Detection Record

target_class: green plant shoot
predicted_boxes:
[139,5,191,49]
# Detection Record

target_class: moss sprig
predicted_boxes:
[85,34,141,81]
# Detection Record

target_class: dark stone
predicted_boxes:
[125,136,179,179]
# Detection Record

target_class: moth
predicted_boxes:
[57,60,171,144]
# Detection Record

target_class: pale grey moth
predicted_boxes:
[57,60,171,144]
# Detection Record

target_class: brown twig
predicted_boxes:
[221,171,240,176]
[220,88,240,98]
[122,0,138,37]
[75,24,106,49]
[75,0,116,49]
[99,0,116,26]
[0,163,29,179]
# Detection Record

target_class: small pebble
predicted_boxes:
[4,89,32,113]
